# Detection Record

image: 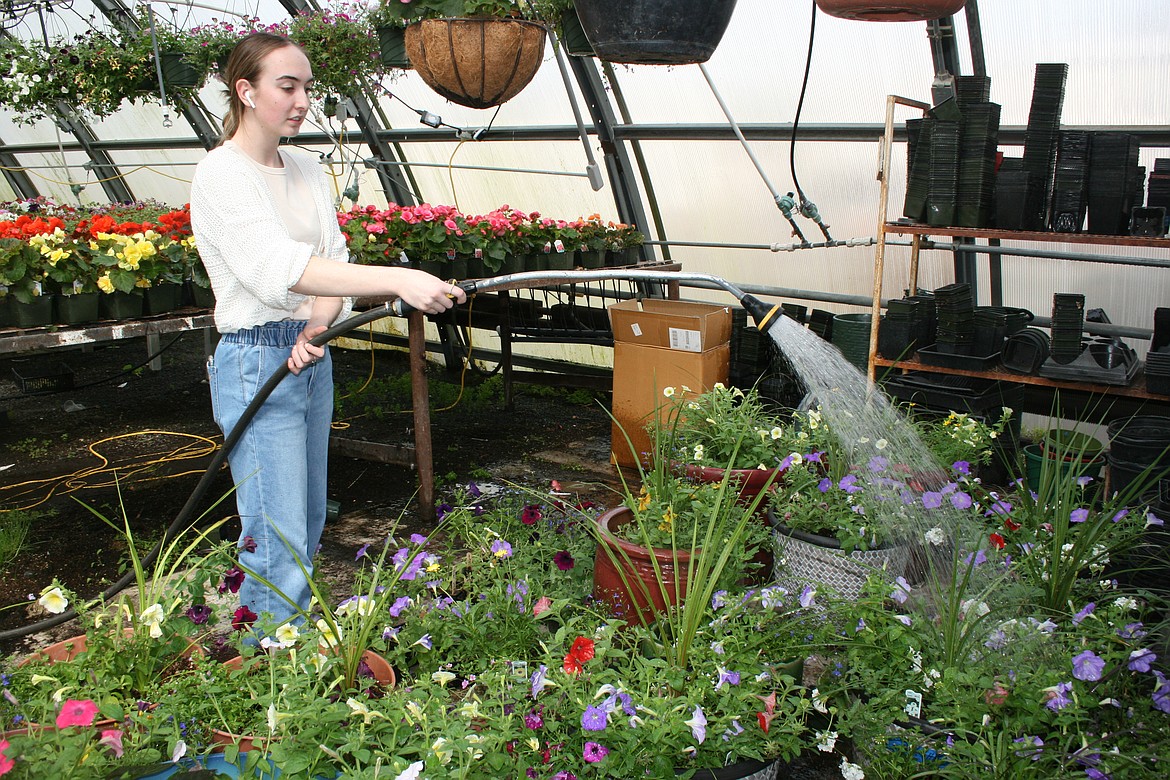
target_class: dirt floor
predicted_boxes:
[0,329,622,657]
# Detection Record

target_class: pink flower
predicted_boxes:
[99,729,124,758]
[56,699,99,729]
[532,596,553,617]
[583,741,609,763]
[0,738,13,776]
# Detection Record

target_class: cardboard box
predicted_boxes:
[608,298,733,353]
[608,299,732,468]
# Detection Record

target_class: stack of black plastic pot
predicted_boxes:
[1107,415,1170,598]
[1146,307,1170,395]
[1051,131,1091,232]
[1020,63,1068,230]
[1087,132,1142,235]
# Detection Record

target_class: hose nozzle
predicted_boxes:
[740,294,786,332]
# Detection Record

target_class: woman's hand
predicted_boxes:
[289,324,328,375]
[396,268,467,314]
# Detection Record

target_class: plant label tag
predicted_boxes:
[509,660,528,679]
[668,327,703,352]
[554,240,565,253]
[543,242,552,254]
[446,249,456,260]
[904,689,923,719]
[33,281,42,296]
[474,248,483,259]
[73,279,84,294]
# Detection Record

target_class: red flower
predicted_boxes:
[989,532,1005,550]
[219,567,245,594]
[553,551,575,571]
[232,606,258,632]
[563,636,595,674]
[756,711,771,733]
[521,505,543,525]
[984,681,1010,706]
[1004,518,1021,532]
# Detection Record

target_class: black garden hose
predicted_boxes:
[0,270,785,642]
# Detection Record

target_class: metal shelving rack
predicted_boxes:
[867,95,1170,419]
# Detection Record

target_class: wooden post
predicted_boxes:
[409,310,435,522]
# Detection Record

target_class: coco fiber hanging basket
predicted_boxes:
[404,17,547,109]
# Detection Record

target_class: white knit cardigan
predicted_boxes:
[190,143,352,334]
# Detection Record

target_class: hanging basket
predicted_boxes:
[159,51,203,87]
[404,18,547,109]
[570,0,739,65]
[375,25,412,69]
[815,0,966,22]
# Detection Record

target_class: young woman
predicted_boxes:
[190,32,465,631]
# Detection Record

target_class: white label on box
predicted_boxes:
[668,327,703,352]
[629,323,643,337]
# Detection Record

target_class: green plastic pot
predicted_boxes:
[100,291,144,321]
[55,292,100,325]
[1023,443,1104,494]
[11,295,54,328]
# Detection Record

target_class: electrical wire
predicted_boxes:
[0,430,220,513]
[789,0,818,206]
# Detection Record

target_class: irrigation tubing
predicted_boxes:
[0,270,783,642]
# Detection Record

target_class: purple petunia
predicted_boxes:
[963,549,988,567]
[1153,671,1170,714]
[1070,508,1090,524]
[950,492,973,510]
[410,533,428,546]
[839,475,862,494]
[715,667,741,690]
[922,491,943,509]
[1119,622,1148,639]
[817,477,833,493]
[554,551,575,571]
[1128,648,1157,673]
[951,460,971,475]
[185,604,212,625]
[491,539,513,559]
[799,585,817,608]
[355,543,370,561]
[389,596,413,618]
[890,576,912,605]
[1045,681,1073,711]
[525,710,544,729]
[238,536,257,553]
[467,482,482,498]
[219,567,245,595]
[1072,650,1105,682]
[1072,602,1096,625]
[583,742,609,763]
[868,456,888,473]
[581,705,608,731]
[434,503,453,521]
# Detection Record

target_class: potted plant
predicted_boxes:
[767,407,916,601]
[376,0,557,108]
[0,37,80,125]
[570,0,740,65]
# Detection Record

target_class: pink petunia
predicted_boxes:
[583,741,609,763]
[99,729,124,758]
[56,699,99,729]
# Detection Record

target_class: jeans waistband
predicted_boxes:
[220,321,307,347]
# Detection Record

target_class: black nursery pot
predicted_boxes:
[571,0,739,65]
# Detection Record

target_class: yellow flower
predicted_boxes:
[274,623,300,645]
[97,274,114,293]
[316,618,342,647]
[636,485,652,512]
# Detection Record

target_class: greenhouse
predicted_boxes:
[1,0,1169,777]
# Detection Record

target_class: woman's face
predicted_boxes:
[241,45,313,138]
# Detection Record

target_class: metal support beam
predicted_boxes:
[0,133,39,198]
[568,58,653,256]
[347,92,417,206]
[54,105,135,203]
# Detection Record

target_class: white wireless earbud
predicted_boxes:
[245,91,257,109]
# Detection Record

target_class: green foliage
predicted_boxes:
[0,509,37,571]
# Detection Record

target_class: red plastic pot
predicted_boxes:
[815,0,966,22]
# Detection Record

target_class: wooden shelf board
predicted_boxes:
[872,356,1167,402]
[883,223,1170,249]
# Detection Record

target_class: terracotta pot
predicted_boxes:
[404,18,547,109]
[815,0,966,22]
[677,463,787,511]
[592,506,693,625]
[20,629,204,667]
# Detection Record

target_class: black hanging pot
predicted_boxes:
[570,0,739,65]
[159,51,203,87]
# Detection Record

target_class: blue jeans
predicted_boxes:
[207,321,333,630]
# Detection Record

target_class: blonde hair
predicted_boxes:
[218,32,301,143]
